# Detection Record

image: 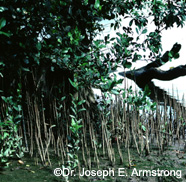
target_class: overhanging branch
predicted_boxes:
[152,65,186,81]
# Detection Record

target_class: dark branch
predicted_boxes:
[119,64,186,89]
[152,65,186,80]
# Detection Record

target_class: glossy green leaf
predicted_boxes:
[124,62,132,69]
[0,31,11,37]
[36,42,42,50]
[0,18,6,29]
[142,125,146,131]
[94,0,100,9]
[142,28,147,34]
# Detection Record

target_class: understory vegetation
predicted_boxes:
[1,87,186,182]
[1,0,186,182]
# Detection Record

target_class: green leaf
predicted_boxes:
[78,108,86,113]
[69,78,78,89]
[0,31,11,37]
[71,107,76,115]
[67,153,73,158]
[0,18,6,29]
[71,118,76,126]
[14,115,22,122]
[3,132,9,139]
[60,96,66,101]
[142,125,146,131]
[142,29,147,34]
[117,79,123,84]
[77,100,86,105]
[36,42,42,50]
[62,49,69,54]
[168,51,173,58]
[129,19,133,26]
[111,89,120,95]
[124,62,132,69]
[173,53,179,59]
[21,67,30,72]
[94,0,100,9]
[69,115,75,119]
[0,7,8,12]
[1,96,7,102]
[135,27,139,34]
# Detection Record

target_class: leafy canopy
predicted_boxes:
[0,0,186,94]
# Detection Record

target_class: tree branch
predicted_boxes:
[119,65,186,89]
[152,65,186,80]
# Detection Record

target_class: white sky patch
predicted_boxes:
[153,26,186,100]
[94,18,186,102]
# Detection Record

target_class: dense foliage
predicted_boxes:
[1,1,186,96]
